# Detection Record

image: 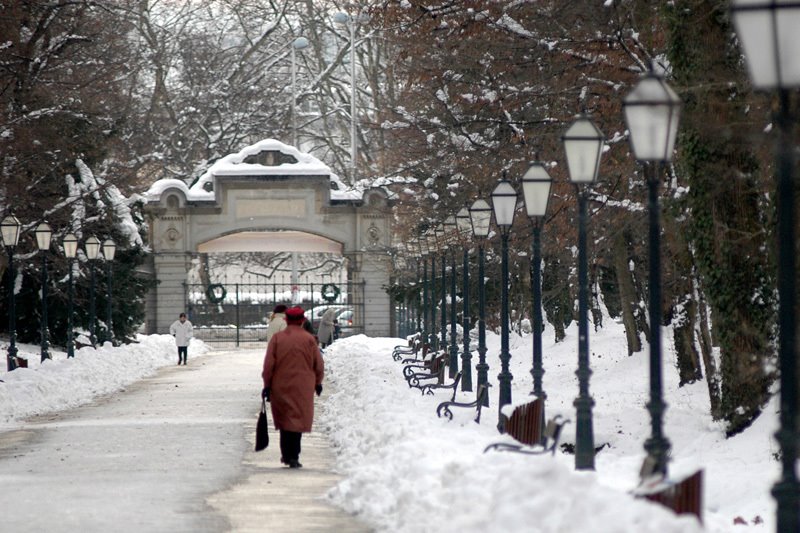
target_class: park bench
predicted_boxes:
[392,335,422,361]
[420,370,461,397]
[633,467,703,522]
[404,353,447,389]
[436,383,490,423]
[484,414,569,456]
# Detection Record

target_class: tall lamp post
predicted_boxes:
[2,215,21,371]
[85,235,101,348]
[470,199,492,406]
[520,161,553,425]
[333,11,369,182]
[103,239,116,346]
[730,3,800,531]
[426,231,439,351]
[456,206,473,392]
[418,237,430,347]
[563,115,605,470]
[35,223,52,362]
[435,224,448,353]
[290,36,309,147]
[491,178,518,431]
[63,234,78,358]
[623,67,681,478]
[443,215,459,378]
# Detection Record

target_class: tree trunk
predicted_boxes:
[611,231,642,355]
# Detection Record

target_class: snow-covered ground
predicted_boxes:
[0,318,777,532]
[320,320,776,532]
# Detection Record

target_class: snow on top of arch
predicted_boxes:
[144,139,359,202]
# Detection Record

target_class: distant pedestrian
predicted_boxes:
[317,307,338,348]
[262,306,324,469]
[265,304,288,344]
[169,313,193,365]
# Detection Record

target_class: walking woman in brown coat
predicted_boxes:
[261,306,324,468]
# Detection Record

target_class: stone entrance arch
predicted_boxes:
[143,139,393,337]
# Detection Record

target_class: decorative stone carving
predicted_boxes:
[367,222,381,246]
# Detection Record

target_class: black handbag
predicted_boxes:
[255,398,269,451]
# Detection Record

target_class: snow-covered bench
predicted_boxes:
[484,411,569,456]
[633,469,703,522]
[392,335,423,361]
[436,383,490,424]
[404,353,447,389]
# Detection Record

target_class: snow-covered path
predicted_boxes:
[0,349,364,532]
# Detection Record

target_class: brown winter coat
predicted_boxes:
[262,325,324,433]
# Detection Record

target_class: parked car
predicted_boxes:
[334,308,355,338]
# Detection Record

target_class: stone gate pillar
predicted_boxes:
[145,190,193,334]
[347,188,393,337]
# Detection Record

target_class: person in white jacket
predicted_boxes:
[265,304,288,344]
[169,313,193,365]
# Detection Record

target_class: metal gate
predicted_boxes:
[185,281,365,347]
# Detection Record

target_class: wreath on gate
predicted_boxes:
[320,283,341,303]
[206,283,227,304]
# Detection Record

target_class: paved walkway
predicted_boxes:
[0,349,369,533]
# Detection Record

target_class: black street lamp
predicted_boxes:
[435,224,448,354]
[623,67,682,479]
[443,215,459,378]
[103,239,116,346]
[35,223,52,362]
[426,231,439,351]
[418,238,430,346]
[2,215,21,371]
[63,234,78,358]
[491,178,518,432]
[730,3,800,531]
[470,199,492,406]
[456,206,473,392]
[85,235,101,348]
[520,161,553,430]
[563,115,605,470]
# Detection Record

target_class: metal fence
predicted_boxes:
[185,281,364,347]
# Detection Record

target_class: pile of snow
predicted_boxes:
[320,318,776,532]
[0,335,210,427]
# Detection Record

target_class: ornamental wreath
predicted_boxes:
[320,283,341,303]
[206,283,227,304]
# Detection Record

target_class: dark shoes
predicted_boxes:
[288,460,303,469]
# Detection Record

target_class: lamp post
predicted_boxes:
[443,215,459,378]
[521,162,553,428]
[63,234,78,358]
[470,199,492,406]
[435,224,448,353]
[456,207,473,392]
[2,215,21,371]
[85,235,101,348]
[426,231,439,351]
[623,67,682,479]
[333,11,369,182]
[291,36,309,147]
[491,178,518,431]
[418,237,430,347]
[563,115,605,470]
[730,3,800,531]
[103,239,116,346]
[35,223,52,362]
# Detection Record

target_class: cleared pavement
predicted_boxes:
[0,349,369,533]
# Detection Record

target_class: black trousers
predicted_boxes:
[177,346,187,363]
[279,430,302,462]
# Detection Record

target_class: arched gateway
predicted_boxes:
[142,139,393,339]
